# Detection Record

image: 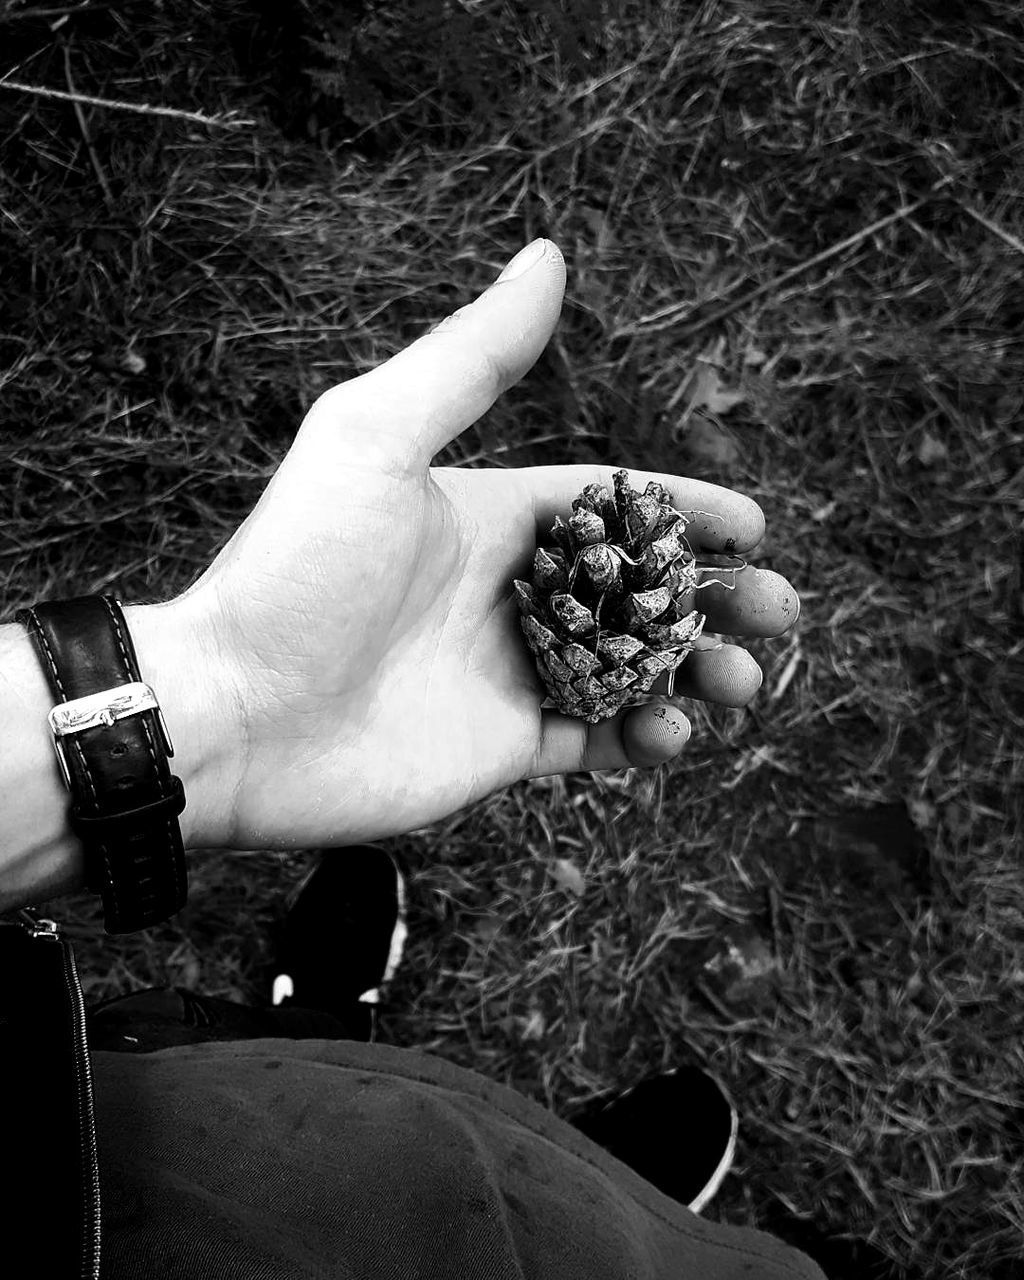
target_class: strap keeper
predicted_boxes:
[69,776,186,837]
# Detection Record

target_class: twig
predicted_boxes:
[0,78,255,127]
[62,43,113,209]
[666,173,958,343]
[1,3,117,19]
[954,201,1024,257]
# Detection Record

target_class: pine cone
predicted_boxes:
[513,470,707,724]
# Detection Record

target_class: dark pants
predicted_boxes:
[89,1033,825,1280]
[84,988,826,1279]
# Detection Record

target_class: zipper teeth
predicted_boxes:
[61,936,103,1280]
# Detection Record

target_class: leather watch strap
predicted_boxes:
[15,595,188,933]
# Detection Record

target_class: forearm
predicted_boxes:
[0,602,238,915]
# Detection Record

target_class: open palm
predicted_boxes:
[173,241,798,851]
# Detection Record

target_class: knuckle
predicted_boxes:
[303,382,350,428]
[428,306,470,334]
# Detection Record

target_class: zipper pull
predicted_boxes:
[9,909,61,939]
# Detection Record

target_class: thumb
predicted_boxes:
[305,238,566,471]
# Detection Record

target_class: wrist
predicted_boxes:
[122,599,242,851]
[0,598,241,915]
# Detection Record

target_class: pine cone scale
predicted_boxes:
[514,470,709,723]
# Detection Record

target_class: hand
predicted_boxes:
[168,238,800,851]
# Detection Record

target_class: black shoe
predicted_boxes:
[569,1065,738,1213]
[270,845,408,1039]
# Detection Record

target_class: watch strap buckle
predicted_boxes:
[47,681,174,791]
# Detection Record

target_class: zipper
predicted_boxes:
[15,909,102,1280]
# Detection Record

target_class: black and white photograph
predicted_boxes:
[1,2,1020,1277]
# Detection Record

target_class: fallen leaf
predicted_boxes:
[580,204,615,256]
[550,857,585,896]
[685,359,747,416]
[683,416,740,467]
[906,798,942,829]
[473,915,502,943]
[521,1008,546,1041]
[814,800,932,902]
[917,432,947,465]
[677,338,746,414]
[701,925,779,1006]
[704,928,776,984]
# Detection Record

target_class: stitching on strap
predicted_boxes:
[104,597,187,910]
[26,606,98,805]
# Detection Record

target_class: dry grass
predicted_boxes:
[2,2,1022,1277]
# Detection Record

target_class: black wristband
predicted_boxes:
[15,595,188,934]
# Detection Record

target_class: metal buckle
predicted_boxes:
[47,681,175,792]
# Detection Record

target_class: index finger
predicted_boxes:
[521,464,766,554]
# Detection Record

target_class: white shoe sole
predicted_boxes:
[272,847,408,1009]
[687,1077,738,1214]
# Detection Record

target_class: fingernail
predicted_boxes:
[495,238,548,283]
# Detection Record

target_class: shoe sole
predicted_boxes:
[357,859,408,1004]
[571,1065,738,1214]
[687,1076,738,1214]
[272,845,408,1009]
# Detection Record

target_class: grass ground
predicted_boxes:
[2,1,1022,1276]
